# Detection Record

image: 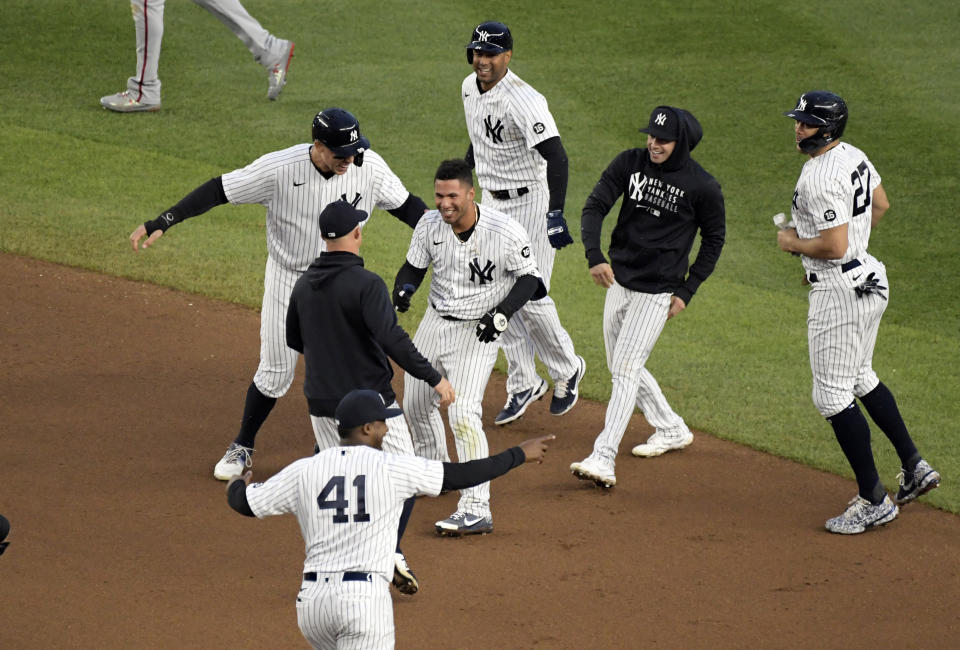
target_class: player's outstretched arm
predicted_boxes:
[440,435,555,491]
[131,177,229,252]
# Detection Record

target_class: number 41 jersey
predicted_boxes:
[790,141,881,274]
[246,446,444,579]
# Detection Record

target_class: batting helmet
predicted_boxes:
[784,90,848,154]
[311,108,370,165]
[466,21,512,63]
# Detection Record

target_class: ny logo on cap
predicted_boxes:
[349,130,358,142]
[797,97,807,111]
[654,112,667,126]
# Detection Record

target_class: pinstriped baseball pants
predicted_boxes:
[591,283,688,461]
[296,575,394,649]
[483,187,579,395]
[253,256,300,398]
[403,308,498,518]
[808,255,886,417]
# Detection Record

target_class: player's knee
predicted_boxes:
[254,369,294,398]
[812,387,848,418]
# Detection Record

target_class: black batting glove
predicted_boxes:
[546,210,573,249]
[393,283,416,312]
[476,308,509,343]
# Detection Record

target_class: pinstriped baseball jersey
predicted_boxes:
[246,446,443,578]
[791,142,880,273]
[222,145,410,272]
[462,70,559,189]
[406,206,541,320]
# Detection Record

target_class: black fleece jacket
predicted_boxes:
[286,251,442,417]
[580,107,725,304]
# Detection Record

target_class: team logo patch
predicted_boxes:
[521,246,530,258]
[823,209,837,222]
[469,258,496,284]
[533,122,545,134]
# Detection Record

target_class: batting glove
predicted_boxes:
[476,308,509,343]
[546,210,573,249]
[393,283,416,312]
[854,272,887,300]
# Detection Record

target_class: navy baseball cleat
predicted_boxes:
[550,355,585,416]
[895,459,941,505]
[494,379,548,425]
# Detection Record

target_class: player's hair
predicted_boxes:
[435,159,474,187]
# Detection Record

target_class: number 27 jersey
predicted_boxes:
[246,446,443,579]
[791,142,881,272]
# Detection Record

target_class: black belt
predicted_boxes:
[808,259,861,284]
[489,187,529,200]
[431,302,471,322]
[303,571,372,583]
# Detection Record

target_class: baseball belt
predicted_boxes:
[807,258,861,284]
[489,187,529,200]
[303,571,372,582]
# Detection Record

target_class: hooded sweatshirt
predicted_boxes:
[580,107,725,304]
[286,251,442,417]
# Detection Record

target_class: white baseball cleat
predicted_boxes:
[631,429,694,457]
[214,442,254,481]
[267,41,294,100]
[570,455,616,488]
[100,90,161,113]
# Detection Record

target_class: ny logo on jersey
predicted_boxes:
[629,173,648,203]
[468,257,496,285]
[484,116,505,144]
[654,112,667,126]
[340,192,362,207]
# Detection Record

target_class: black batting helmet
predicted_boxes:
[466,21,512,63]
[784,90,848,154]
[311,108,370,165]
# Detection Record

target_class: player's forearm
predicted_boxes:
[144,177,228,235]
[393,262,427,295]
[534,137,568,211]
[441,447,525,491]
[497,274,540,317]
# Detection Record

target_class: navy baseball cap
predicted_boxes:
[311,108,371,158]
[318,200,368,239]
[335,389,403,429]
[639,106,680,141]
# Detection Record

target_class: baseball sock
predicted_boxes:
[859,382,920,471]
[235,382,277,448]
[827,402,886,505]
[395,497,415,552]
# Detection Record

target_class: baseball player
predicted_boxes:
[128,107,428,482]
[227,388,554,649]
[777,90,940,534]
[392,159,547,536]
[570,106,725,488]
[286,199,455,594]
[101,0,294,112]
[461,21,585,426]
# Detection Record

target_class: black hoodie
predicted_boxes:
[580,107,725,304]
[286,251,442,417]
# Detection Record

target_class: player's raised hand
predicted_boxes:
[518,434,556,464]
[130,223,163,251]
[546,210,573,249]
[433,376,456,408]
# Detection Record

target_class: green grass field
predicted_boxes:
[2,1,958,510]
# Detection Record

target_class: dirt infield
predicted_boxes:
[1,252,958,648]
